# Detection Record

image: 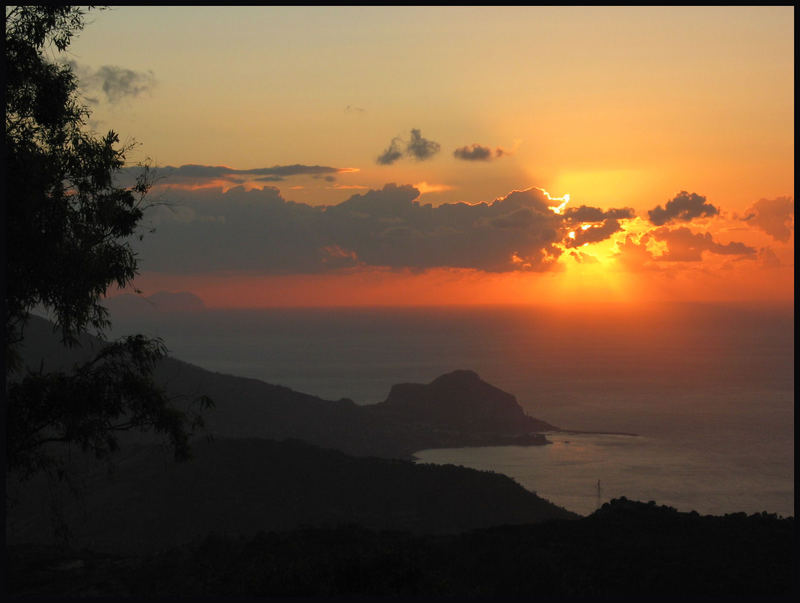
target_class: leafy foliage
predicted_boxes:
[4,6,211,479]
[5,6,147,360]
[7,336,212,479]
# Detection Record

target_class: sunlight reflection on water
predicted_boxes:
[415,432,794,518]
[107,304,794,519]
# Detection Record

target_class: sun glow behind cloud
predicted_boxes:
[125,176,791,308]
[414,181,455,194]
[78,3,789,310]
[541,188,570,214]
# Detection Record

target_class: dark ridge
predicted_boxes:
[7,499,793,597]
[7,437,578,555]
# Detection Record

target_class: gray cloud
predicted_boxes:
[376,129,440,165]
[96,65,156,103]
[648,191,719,226]
[560,205,635,248]
[376,138,405,165]
[407,129,441,161]
[132,184,589,275]
[453,144,509,161]
[742,197,794,242]
[651,227,755,261]
[131,184,642,275]
[614,227,756,270]
[67,60,156,104]
[118,164,348,188]
[564,205,635,222]
[454,144,492,161]
[566,219,624,248]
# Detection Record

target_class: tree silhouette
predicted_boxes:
[4,6,211,479]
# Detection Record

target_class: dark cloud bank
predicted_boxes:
[129,177,758,275]
[134,185,639,275]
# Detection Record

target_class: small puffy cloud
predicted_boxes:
[454,144,491,161]
[560,205,635,247]
[453,143,510,161]
[651,227,756,262]
[742,197,794,242]
[376,129,440,164]
[406,128,441,161]
[648,191,719,226]
[96,65,156,103]
[565,219,624,248]
[67,60,156,104]
[376,137,404,165]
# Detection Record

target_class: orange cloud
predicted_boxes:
[742,197,794,243]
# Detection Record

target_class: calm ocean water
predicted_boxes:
[107,303,794,518]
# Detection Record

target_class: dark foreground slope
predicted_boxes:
[8,499,794,598]
[7,437,577,555]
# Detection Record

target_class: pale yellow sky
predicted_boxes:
[67,6,793,212]
[58,6,793,306]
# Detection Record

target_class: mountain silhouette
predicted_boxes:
[369,369,557,434]
[16,315,559,458]
[7,437,578,554]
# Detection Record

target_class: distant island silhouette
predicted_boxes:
[17,315,577,459]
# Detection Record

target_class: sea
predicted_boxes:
[106,302,794,518]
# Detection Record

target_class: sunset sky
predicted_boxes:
[64,6,794,307]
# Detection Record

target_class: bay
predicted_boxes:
[106,302,794,517]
